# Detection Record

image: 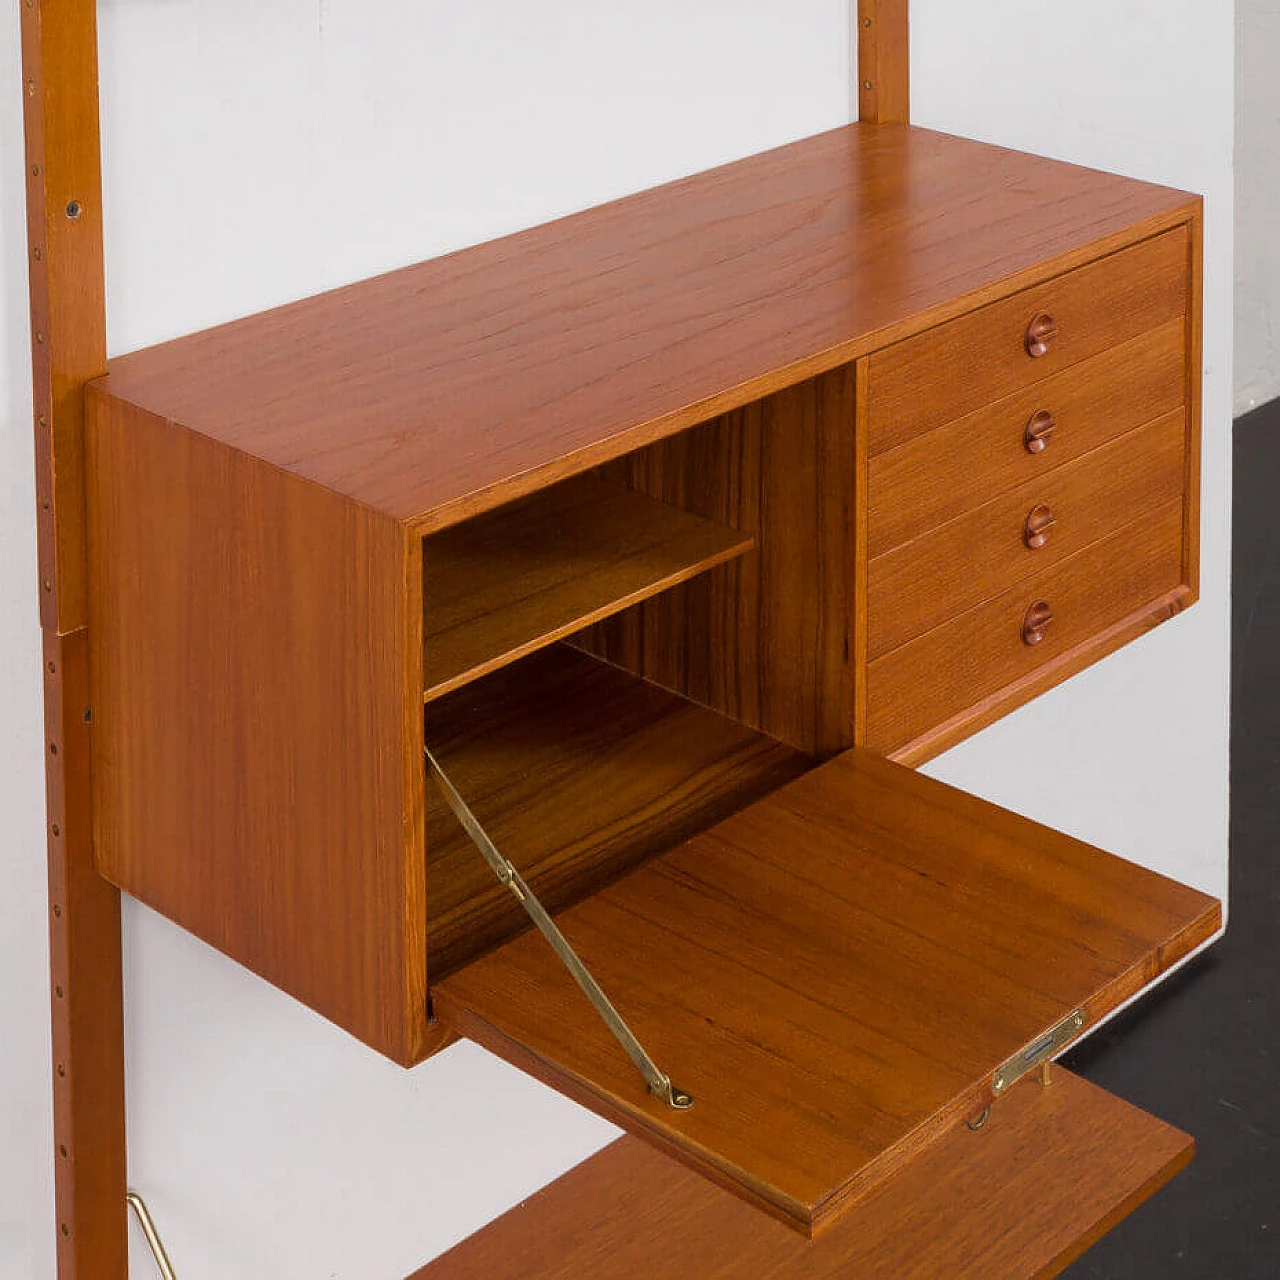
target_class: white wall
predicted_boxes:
[1236,0,1280,413]
[0,3,1232,1277]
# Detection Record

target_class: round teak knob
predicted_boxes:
[1025,313,1058,358]
[1024,409,1057,454]
[1021,600,1054,646]
[1023,504,1057,549]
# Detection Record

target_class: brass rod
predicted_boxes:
[126,1192,179,1280]
[425,748,692,1110]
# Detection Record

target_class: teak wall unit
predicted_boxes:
[22,1,1219,1275]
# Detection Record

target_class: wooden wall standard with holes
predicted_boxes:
[22,3,1216,1277]
[20,0,127,1275]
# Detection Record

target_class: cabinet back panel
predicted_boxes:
[580,366,858,758]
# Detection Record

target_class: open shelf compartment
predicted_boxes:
[424,645,810,978]
[411,1068,1193,1280]
[424,475,753,702]
[434,747,1218,1236]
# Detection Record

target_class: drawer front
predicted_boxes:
[867,228,1189,456]
[866,501,1184,755]
[868,410,1186,658]
[867,319,1186,558]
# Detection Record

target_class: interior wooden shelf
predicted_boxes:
[424,645,811,978]
[411,1068,1193,1280]
[424,476,753,702]
[436,748,1219,1235]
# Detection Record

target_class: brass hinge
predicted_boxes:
[426,749,693,1110]
[992,1009,1085,1097]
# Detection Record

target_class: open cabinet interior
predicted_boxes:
[412,349,1214,1241]
[30,0,1219,1268]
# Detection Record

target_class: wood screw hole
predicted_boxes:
[57,1063,65,1077]
[43,580,52,593]
[35,331,44,343]
[61,1224,69,1238]
[50,742,58,755]
[65,200,82,220]
[864,15,872,25]
[27,79,35,97]
[55,986,63,998]
[47,661,56,674]
[864,79,873,90]
[59,1145,67,1159]
[33,246,42,260]
[51,822,60,836]
[53,905,62,917]
[83,708,92,723]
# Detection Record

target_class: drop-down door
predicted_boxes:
[434,747,1219,1236]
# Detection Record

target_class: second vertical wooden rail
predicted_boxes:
[858,0,910,124]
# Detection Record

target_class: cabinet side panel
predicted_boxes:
[1183,203,1204,600]
[582,367,857,757]
[86,390,427,1064]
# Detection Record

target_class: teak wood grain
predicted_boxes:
[858,0,910,125]
[20,2,127,1276]
[581,367,857,757]
[868,409,1187,657]
[22,0,107,634]
[424,476,753,702]
[867,500,1186,754]
[866,228,1189,455]
[86,391,433,1065]
[90,125,1197,530]
[436,748,1219,1235]
[40,631,127,1280]
[886,585,1196,768]
[412,1069,1193,1280]
[425,646,811,979]
[867,318,1187,557]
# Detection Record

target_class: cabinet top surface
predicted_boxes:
[94,122,1194,529]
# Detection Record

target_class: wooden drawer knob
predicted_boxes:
[1025,313,1058,359]
[1021,600,1054,646]
[1024,409,1057,453]
[1023,504,1056,550]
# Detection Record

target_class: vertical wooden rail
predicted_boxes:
[19,0,129,1277]
[858,0,910,124]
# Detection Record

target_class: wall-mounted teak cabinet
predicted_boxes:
[85,123,1215,1252]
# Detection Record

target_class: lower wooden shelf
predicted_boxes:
[435,748,1218,1235]
[410,1067,1193,1280]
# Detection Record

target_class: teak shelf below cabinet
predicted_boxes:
[80,119,1215,1265]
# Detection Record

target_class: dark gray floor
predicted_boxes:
[1061,399,1280,1277]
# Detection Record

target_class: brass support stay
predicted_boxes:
[126,1193,179,1280]
[426,749,693,1110]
